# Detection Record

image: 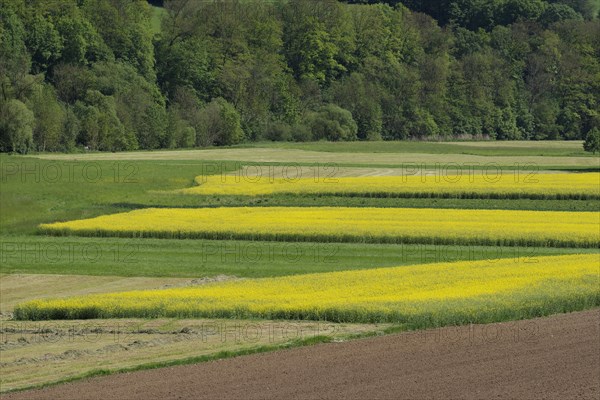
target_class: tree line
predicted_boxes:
[1,0,599,153]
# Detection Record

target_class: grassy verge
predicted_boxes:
[117,194,600,212]
[41,228,600,248]
[29,149,600,169]
[242,140,594,157]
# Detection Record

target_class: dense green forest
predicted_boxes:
[1,0,599,153]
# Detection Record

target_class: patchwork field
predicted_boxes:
[32,146,600,168]
[1,142,599,395]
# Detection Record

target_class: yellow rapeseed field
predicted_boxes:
[179,172,600,199]
[39,207,600,247]
[15,254,600,324]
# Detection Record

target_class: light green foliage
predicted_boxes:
[0,98,34,153]
[583,127,600,153]
[83,0,155,79]
[74,89,135,151]
[29,83,65,151]
[60,106,80,151]
[282,0,350,85]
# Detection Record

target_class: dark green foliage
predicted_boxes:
[290,123,314,142]
[194,97,245,146]
[154,37,214,102]
[583,127,600,153]
[0,0,598,152]
[266,122,293,142]
[539,3,584,26]
[330,73,383,140]
[363,0,594,26]
[303,104,358,141]
[23,12,63,74]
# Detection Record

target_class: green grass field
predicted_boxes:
[2,235,592,278]
[245,140,595,157]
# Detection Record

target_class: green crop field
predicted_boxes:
[245,140,595,157]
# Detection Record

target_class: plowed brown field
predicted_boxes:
[3,309,599,400]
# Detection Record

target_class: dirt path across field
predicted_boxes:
[3,309,599,400]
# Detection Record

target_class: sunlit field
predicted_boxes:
[39,206,600,248]
[15,254,600,325]
[179,172,600,199]
[2,141,599,392]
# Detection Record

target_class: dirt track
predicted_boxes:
[3,309,599,400]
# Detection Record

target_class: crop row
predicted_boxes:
[14,254,600,325]
[39,207,600,248]
[179,173,600,200]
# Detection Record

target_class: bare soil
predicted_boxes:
[3,309,599,400]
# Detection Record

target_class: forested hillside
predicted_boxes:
[1,0,599,153]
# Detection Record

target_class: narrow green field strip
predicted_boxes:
[119,195,600,212]
[244,140,593,157]
[2,236,592,278]
[14,254,600,324]
[39,207,600,248]
[30,148,600,168]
